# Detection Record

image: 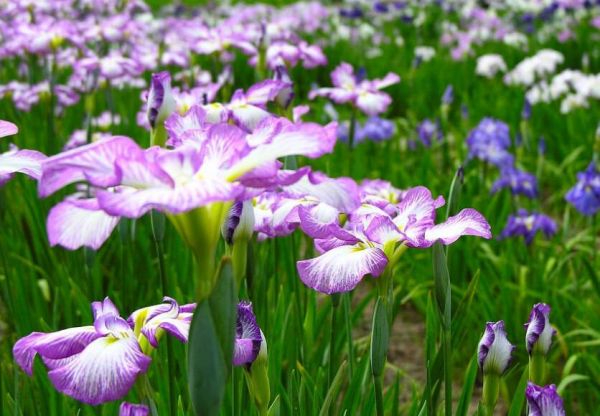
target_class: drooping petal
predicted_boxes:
[47,198,120,250]
[13,326,100,376]
[244,80,288,106]
[0,147,46,182]
[39,136,142,197]
[298,204,340,239]
[423,208,492,246]
[0,120,18,138]
[297,244,388,294]
[47,335,151,405]
[372,73,401,90]
[226,121,337,181]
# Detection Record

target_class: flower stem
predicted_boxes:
[329,293,340,389]
[342,293,354,379]
[529,352,546,385]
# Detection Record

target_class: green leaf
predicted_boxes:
[188,257,237,416]
[455,355,478,416]
[432,242,451,329]
[268,395,281,416]
[557,374,589,396]
[370,297,389,378]
[318,361,348,416]
[507,366,529,416]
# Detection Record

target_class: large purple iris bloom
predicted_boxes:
[296,186,491,294]
[13,297,194,405]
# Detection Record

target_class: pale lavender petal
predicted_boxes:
[0,147,46,181]
[0,120,18,138]
[298,204,340,239]
[47,198,120,250]
[13,326,100,376]
[423,208,492,246]
[39,136,142,197]
[297,244,388,294]
[330,62,356,89]
[244,80,288,105]
[394,186,442,245]
[91,297,120,320]
[48,335,151,405]
[372,73,401,90]
[355,91,392,116]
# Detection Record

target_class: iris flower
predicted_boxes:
[13,297,193,405]
[297,186,491,294]
[0,120,46,186]
[309,62,400,116]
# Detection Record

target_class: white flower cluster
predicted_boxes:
[526,69,600,113]
[414,46,436,62]
[476,54,507,78]
[504,49,564,86]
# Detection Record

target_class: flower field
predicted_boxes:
[1,1,599,415]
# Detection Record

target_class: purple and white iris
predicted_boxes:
[477,321,515,375]
[13,297,193,405]
[491,166,538,199]
[525,303,556,356]
[296,186,491,294]
[39,110,336,250]
[309,62,400,116]
[525,383,565,416]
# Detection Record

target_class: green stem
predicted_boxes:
[443,328,452,416]
[481,373,500,416]
[529,352,546,385]
[329,294,340,389]
[342,293,354,379]
[150,211,176,416]
[374,373,384,416]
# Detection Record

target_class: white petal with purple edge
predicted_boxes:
[0,120,18,138]
[0,148,46,180]
[48,335,151,405]
[355,91,391,116]
[424,208,492,246]
[47,198,120,250]
[297,244,388,294]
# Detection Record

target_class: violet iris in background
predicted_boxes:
[416,119,442,147]
[466,118,514,167]
[491,166,538,198]
[500,209,557,244]
[565,161,600,216]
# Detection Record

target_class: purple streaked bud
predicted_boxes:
[234,301,264,367]
[147,72,176,129]
[273,65,294,109]
[525,383,565,416]
[222,201,255,245]
[525,303,555,355]
[477,321,515,375]
[119,402,149,416]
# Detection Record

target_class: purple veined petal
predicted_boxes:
[120,402,150,416]
[245,116,284,147]
[91,297,120,320]
[164,105,208,146]
[202,102,229,124]
[39,136,142,197]
[47,198,120,250]
[364,214,404,245]
[283,173,360,213]
[297,243,388,294]
[525,383,565,416]
[13,326,100,376]
[0,120,18,138]
[355,91,392,116]
[48,334,151,405]
[197,124,249,172]
[293,105,310,122]
[233,301,262,366]
[97,178,242,218]
[116,153,175,189]
[423,208,492,247]
[226,121,337,181]
[308,87,356,104]
[298,204,341,239]
[330,62,356,89]
[229,104,272,132]
[0,147,47,181]
[394,186,443,245]
[372,73,401,90]
[243,79,288,106]
[94,313,133,337]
